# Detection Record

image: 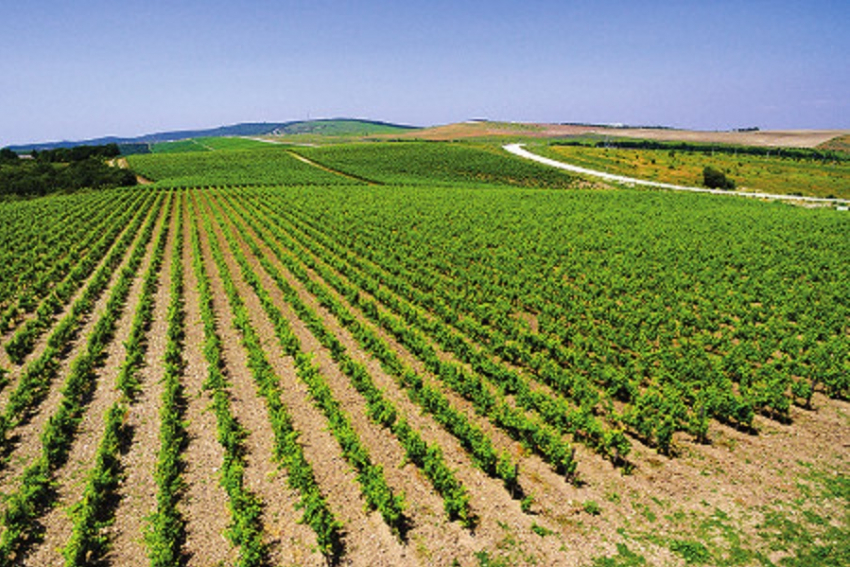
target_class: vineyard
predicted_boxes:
[0,141,847,566]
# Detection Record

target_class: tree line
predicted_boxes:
[0,144,136,198]
[552,138,848,162]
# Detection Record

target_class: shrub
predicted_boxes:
[703,166,735,189]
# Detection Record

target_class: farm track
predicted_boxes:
[285,150,377,185]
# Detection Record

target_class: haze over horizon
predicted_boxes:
[2,0,849,147]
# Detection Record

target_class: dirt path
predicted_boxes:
[504,143,850,205]
[112,156,153,185]
[286,150,376,184]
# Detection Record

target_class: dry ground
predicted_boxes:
[398,121,850,149]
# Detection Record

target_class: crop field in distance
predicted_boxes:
[531,140,850,200]
[0,131,847,566]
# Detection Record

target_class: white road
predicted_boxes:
[503,143,849,206]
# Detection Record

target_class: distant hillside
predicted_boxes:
[406,121,850,148]
[818,134,850,154]
[7,119,418,152]
[271,119,418,137]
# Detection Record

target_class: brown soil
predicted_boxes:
[178,194,235,566]
[113,156,153,185]
[217,196,850,566]
[400,121,850,149]
[211,194,586,565]
[4,188,846,566]
[818,133,850,152]
[208,194,482,562]
[198,193,416,565]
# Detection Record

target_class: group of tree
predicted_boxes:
[0,143,136,198]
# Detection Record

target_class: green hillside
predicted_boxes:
[274,118,418,137]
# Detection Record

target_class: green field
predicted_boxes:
[292,141,580,187]
[150,138,210,153]
[275,118,417,137]
[149,136,273,154]
[128,146,360,186]
[0,139,846,566]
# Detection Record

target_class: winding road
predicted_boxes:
[503,143,849,205]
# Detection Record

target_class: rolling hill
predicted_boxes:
[6,119,419,152]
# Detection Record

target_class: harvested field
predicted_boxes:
[403,120,850,148]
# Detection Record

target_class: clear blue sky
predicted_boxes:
[2,0,848,145]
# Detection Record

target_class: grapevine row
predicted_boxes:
[188,196,267,566]
[0,192,159,450]
[0,190,135,336]
[272,201,625,464]
[146,193,187,566]
[4,190,148,364]
[243,193,580,477]
[199,194,409,537]
[0,193,164,562]
[278,187,847,435]
[188,193,344,562]
[0,191,118,311]
[62,192,175,565]
[221,192,524,489]
[209,191,475,526]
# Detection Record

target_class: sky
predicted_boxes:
[2,0,849,146]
